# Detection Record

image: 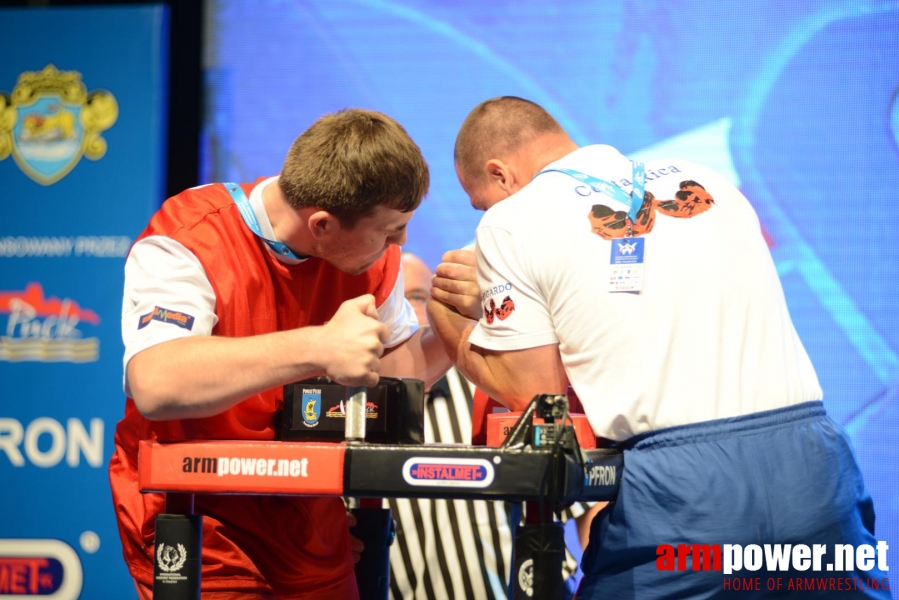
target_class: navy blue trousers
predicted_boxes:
[578,402,891,599]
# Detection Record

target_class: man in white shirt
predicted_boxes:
[428,96,889,599]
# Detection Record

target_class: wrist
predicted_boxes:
[284,325,330,380]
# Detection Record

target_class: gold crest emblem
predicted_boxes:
[0,64,118,185]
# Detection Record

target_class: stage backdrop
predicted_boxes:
[0,6,168,599]
[202,0,899,595]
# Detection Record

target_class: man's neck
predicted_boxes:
[521,134,579,181]
[262,180,315,257]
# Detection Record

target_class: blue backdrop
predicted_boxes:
[0,6,168,598]
[202,0,899,595]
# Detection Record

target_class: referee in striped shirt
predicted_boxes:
[389,252,593,600]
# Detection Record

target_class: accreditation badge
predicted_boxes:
[608,237,644,293]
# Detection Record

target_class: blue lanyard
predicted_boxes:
[533,160,646,225]
[223,182,305,260]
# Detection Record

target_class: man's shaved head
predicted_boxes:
[454,96,568,189]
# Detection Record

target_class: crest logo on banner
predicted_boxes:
[0,64,118,185]
[0,282,101,363]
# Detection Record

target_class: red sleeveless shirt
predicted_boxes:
[109,180,400,598]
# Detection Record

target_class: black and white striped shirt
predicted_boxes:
[386,368,588,600]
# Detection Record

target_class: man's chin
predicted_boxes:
[331,250,386,275]
[342,258,379,276]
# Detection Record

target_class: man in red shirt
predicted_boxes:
[110,109,449,599]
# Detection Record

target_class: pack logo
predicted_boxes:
[0,539,82,597]
[301,390,321,427]
[325,400,379,419]
[156,543,187,573]
[402,457,495,488]
[0,282,100,363]
[0,64,118,185]
[138,306,195,331]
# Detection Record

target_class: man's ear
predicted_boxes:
[485,159,515,194]
[307,210,337,239]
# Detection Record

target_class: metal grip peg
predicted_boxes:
[345,386,367,442]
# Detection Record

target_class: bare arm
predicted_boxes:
[128,295,388,420]
[428,249,568,411]
[426,297,567,411]
[379,325,452,390]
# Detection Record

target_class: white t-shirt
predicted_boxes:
[121,177,418,395]
[469,145,821,441]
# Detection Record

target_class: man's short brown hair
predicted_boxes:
[454,96,565,188]
[279,108,429,226]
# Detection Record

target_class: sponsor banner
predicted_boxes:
[0,282,101,363]
[324,399,379,419]
[345,444,623,502]
[402,457,495,488]
[0,6,168,598]
[0,64,118,187]
[0,539,83,598]
[0,417,104,468]
[0,235,132,258]
[138,440,346,495]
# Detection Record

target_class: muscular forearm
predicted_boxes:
[127,328,331,420]
[129,294,390,420]
[426,298,476,372]
[427,247,534,406]
[425,299,514,406]
[427,298,568,411]
[428,247,568,409]
[379,326,451,389]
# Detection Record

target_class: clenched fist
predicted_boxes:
[320,295,389,387]
[431,248,482,321]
